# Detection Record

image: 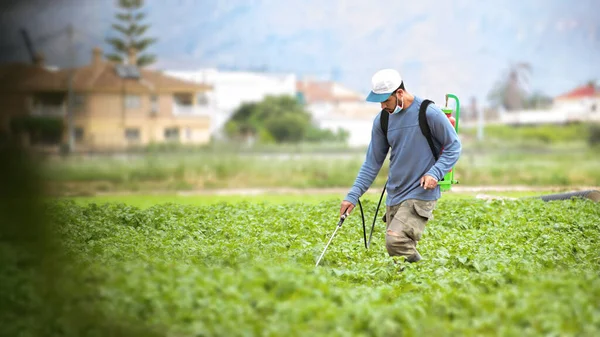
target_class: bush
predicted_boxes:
[9,115,64,145]
[588,124,600,147]
[225,95,349,144]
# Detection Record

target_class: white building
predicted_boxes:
[500,83,600,125]
[553,82,600,121]
[165,68,297,137]
[296,79,382,147]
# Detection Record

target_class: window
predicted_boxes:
[34,92,64,106]
[125,94,141,109]
[31,92,66,116]
[125,128,140,142]
[164,127,179,141]
[173,93,193,106]
[197,93,209,106]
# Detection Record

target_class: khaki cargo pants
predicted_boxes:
[385,199,437,262]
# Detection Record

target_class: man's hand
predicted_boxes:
[420,175,438,190]
[339,200,355,217]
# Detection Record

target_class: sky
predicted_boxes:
[1,0,598,108]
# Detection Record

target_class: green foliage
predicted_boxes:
[9,115,64,144]
[305,126,350,143]
[105,0,157,67]
[3,197,600,336]
[463,123,593,144]
[257,128,276,144]
[264,112,306,142]
[43,144,600,195]
[225,95,348,144]
[588,124,600,147]
[522,91,553,109]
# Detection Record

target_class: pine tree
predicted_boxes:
[105,0,157,67]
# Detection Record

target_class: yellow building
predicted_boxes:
[0,47,213,151]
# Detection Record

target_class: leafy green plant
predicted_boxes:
[3,197,599,336]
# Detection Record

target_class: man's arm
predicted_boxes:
[425,106,462,181]
[344,114,390,205]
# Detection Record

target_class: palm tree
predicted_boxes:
[487,62,532,111]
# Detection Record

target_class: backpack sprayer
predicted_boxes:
[439,93,460,191]
[316,94,461,267]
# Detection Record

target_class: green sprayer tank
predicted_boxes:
[438,93,460,192]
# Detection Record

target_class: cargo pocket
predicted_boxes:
[412,200,436,221]
[403,200,436,242]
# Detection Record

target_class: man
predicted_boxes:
[339,68,461,263]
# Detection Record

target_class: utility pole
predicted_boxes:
[20,28,36,64]
[66,24,75,153]
[472,96,484,141]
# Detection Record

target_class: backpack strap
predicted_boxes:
[419,99,439,161]
[379,99,438,162]
[379,109,390,148]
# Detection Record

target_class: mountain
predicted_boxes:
[1,0,598,107]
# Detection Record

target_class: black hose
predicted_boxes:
[358,199,366,249]
[358,180,388,250]
[532,190,600,202]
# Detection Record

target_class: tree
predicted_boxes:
[487,62,532,111]
[523,91,553,110]
[224,95,348,144]
[105,0,157,67]
[264,113,307,143]
[225,96,310,143]
[586,79,598,87]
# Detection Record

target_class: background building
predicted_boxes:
[0,47,213,151]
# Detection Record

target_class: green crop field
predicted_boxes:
[41,131,600,196]
[3,196,599,337]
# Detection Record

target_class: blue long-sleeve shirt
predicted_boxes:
[344,96,462,206]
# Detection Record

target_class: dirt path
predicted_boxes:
[172,185,599,196]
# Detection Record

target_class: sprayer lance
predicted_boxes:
[315,212,349,267]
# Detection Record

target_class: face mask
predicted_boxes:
[391,95,404,114]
